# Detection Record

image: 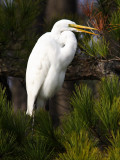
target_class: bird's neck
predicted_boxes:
[51,27,61,35]
[51,30,61,41]
[58,31,77,68]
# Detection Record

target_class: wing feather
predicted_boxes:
[26,32,59,98]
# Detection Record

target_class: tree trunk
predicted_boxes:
[45,0,77,21]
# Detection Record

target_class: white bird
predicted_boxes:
[26,19,97,116]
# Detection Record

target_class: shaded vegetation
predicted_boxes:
[1,76,120,159]
[79,0,120,58]
[0,0,45,63]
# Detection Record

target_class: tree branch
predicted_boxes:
[66,55,120,80]
[0,57,26,78]
[0,55,120,80]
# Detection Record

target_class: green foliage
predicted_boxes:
[109,10,120,41]
[1,75,120,159]
[80,0,120,59]
[0,86,30,144]
[34,110,54,139]
[57,131,101,160]
[0,130,17,160]
[0,84,61,159]
[96,0,116,16]
[0,0,44,59]
[94,37,109,58]
[79,36,109,58]
[0,85,10,115]
[115,0,120,8]
[95,97,120,137]
[1,111,30,145]
[62,84,96,140]
[99,76,120,104]
[105,131,120,160]
[62,75,120,155]
[78,37,96,57]
[71,85,95,130]
[23,136,54,160]
[34,110,64,152]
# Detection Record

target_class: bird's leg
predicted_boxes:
[31,109,35,138]
[36,97,46,110]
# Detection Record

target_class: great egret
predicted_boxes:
[26,19,97,116]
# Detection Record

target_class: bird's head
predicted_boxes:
[51,19,98,35]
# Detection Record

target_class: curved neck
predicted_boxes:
[51,29,61,41]
[58,31,77,68]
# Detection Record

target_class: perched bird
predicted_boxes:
[26,19,97,116]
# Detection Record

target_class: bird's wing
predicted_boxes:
[26,33,59,98]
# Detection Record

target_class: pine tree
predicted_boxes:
[1,76,120,159]
[0,0,120,159]
[79,0,120,58]
[0,0,45,72]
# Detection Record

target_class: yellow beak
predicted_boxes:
[69,24,98,35]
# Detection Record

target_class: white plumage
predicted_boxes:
[26,19,97,116]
